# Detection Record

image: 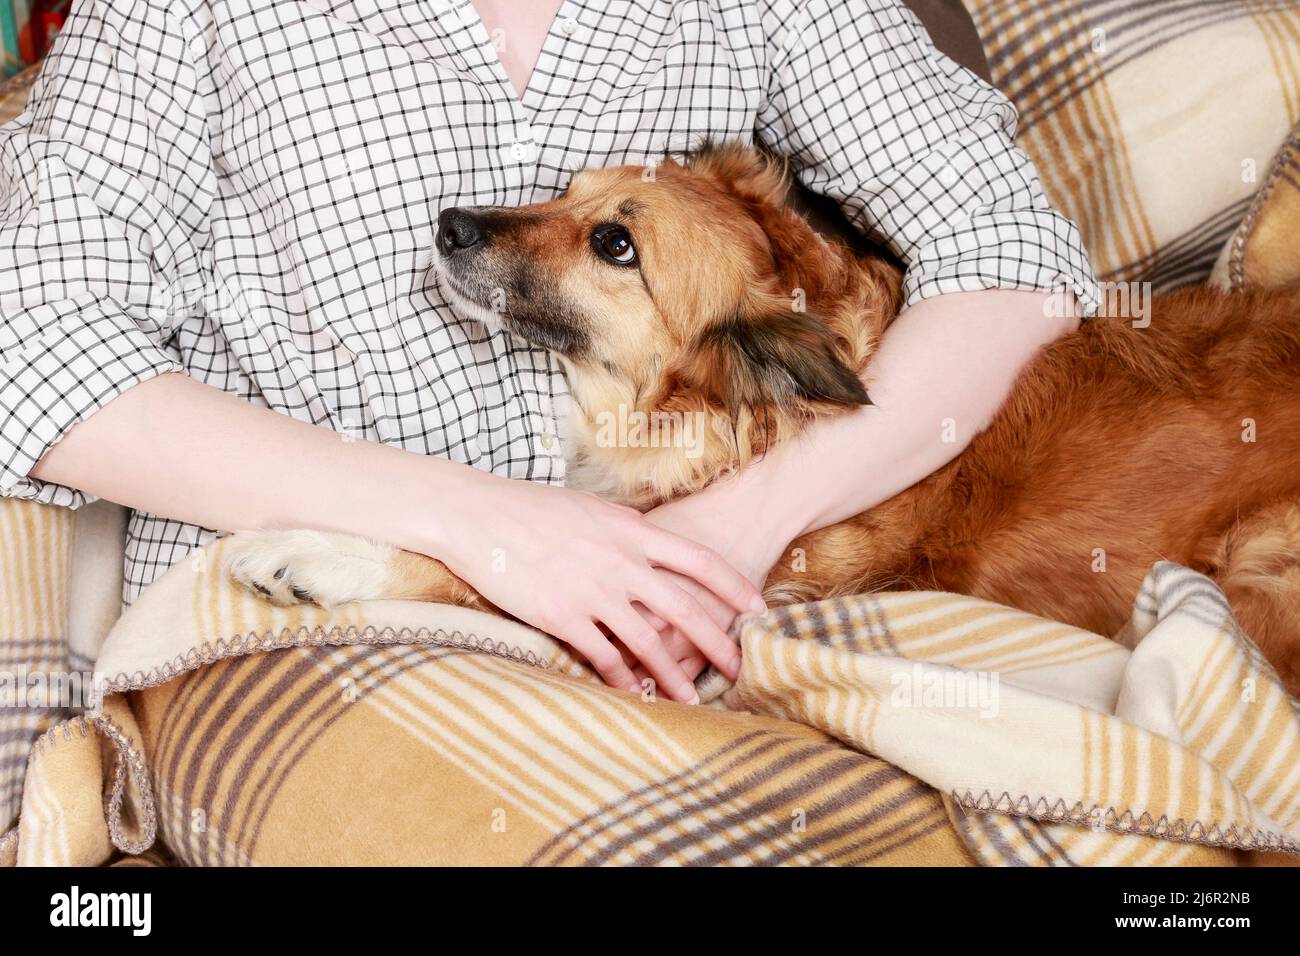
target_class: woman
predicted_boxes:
[0,0,1096,704]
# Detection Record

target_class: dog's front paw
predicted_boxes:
[223,530,399,609]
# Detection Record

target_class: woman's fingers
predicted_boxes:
[633,601,706,674]
[601,605,698,703]
[664,629,706,662]
[678,654,709,683]
[632,608,708,681]
[613,628,706,681]
[606,633,640,672]
[645,529,767,616]
[565,621,639,693]
[636,577,742,681]
[632,601,669,632]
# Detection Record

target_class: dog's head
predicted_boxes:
[432,142,902,496]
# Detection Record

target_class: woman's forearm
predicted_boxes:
[682,289,1081,549]
[29,371,763,700]
[29,372,486,552]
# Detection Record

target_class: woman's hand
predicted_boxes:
[425,471,766,703]
[592,479,800,689]
[640,474,794,683]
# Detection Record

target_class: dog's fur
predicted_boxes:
[227,143,1300,692]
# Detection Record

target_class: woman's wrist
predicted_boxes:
[261,424,493,564]
[351,447,496,563]
[660,454,814,579]
[730,444,822,545]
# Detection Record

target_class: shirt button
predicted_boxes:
[510,141,531,162]
[559,17,578,36]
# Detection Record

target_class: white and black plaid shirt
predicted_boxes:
[0,0,1098,604]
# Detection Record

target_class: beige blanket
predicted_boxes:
[966,0,1300,292]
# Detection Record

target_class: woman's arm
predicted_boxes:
[31,372,463,547]
[33,373,762,702]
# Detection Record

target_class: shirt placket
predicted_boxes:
[430,0,538,207]
[429,1,574,472]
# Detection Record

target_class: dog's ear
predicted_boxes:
[679,297,871,415]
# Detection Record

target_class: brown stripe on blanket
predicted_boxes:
[149,644,467,866]
[130,644,973,866]
[537,738,934,866]
[234,644,462,863]
[1247,0,1300,120]
[979,0,1298,130]
[968,0,1300,293]
[1113,198,1254,292]
[1094,1,1300,83]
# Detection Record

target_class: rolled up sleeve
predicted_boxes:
[756,0,1100,314]
[0,0,211,506]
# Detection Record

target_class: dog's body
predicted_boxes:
[775,285,1300,671]
[226,144,1300,691]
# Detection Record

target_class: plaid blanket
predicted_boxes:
[734,567,1300,864]
[6,525,1296,866]
[965,0,1300,292]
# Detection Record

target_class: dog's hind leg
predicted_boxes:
[1209,501,1300,694]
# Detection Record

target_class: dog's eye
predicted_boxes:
[592,226,637,266]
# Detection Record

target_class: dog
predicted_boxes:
[225,142,1300,692]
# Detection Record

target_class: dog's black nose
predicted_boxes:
[436,208,485,255]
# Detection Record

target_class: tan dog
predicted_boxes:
[226,143,1300,691]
